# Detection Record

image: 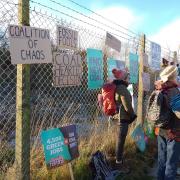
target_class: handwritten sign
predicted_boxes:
[105,32,121,52]
[107,58,125,81]
[57,25,78,50]
[87,48,103,89]
[150,42,161,70]
[129,52,139,84]
[143,53,149,67]
[41,124,79,169]
[53,53,82,87]
[142,72,150,91]
[8,25,52,64]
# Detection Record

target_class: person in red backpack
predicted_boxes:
[154,65,180,180]
[112,68,137,174]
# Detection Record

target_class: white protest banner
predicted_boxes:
[57,25,78,50]
[150,42,161,70]
[105,32,121,52]
[53,52,82,87]
[143,53,149,67]
[142,72,150,91]
[8,25,52,64]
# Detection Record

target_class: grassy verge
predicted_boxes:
[30,122,157,180]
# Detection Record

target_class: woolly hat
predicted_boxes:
[112,68,128,80]
[160,65,178,83]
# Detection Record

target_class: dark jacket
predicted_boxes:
[113,80,136,122]
[155,82,180,141]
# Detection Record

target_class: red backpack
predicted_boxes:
[98,82,117,116]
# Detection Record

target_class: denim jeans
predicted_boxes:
[116,121,129,162]
[157,135,180,180]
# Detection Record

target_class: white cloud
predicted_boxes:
[150,19,180,51]
[94,6,142,31]
[73,6,143,51]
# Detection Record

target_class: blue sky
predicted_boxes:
[72,0,180,36]
[31,0,180,50]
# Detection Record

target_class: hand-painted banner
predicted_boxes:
[53,52,82,87]
[41,124,79,169]
[87,48,103,89]
[142,72,150,91]
[150,42,161,70]
[107,58,125,81]
[129,52,139,84]
[8,25,52,64]
[57,25,78,50]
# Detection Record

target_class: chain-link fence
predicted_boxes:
[0,0,176,179]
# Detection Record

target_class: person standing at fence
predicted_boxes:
[112,68,137,174]
[154,65,180,180]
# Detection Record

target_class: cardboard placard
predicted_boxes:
[53,52,82,87]
[105,32,121,52]
[57,25,78,50]
[8,25,52,64]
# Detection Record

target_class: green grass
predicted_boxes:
[2,122,157,180]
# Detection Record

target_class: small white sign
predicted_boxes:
[105,32,121,52]
[142,72,150,91]
[57,26,78,50]
[8,25,52,64]
[143,53,149,67]
[53,52,82,87]
[150,42,161,70]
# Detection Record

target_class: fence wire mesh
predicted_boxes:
[0,0,176,179]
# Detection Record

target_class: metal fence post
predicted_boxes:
[137,34,145,125]
[15,0,30,179]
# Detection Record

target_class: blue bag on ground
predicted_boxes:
[131,124,146,152]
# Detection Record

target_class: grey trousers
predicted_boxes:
[116,121,129,162]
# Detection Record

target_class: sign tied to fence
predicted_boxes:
[57,25,78,50]
[53,53,82,87]
[142,72,150,91]
[143,53,149,67]
[87,48,103,89]
[150,42,161,71]
[8,25,52,64]
[129,52,139,84]
[41,124,79,169]
[105,32,121,52]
